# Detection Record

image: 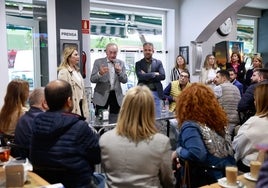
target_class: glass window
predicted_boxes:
[237,17,257,70]
[90,9,165,93]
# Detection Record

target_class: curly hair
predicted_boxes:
[175,83,228,136]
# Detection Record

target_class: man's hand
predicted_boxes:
[114,63,122,74]
[99,64,109,75]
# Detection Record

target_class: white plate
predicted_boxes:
[244,172,257,181]
[218,177,239,188]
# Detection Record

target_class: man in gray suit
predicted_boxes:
[90,43,127,123]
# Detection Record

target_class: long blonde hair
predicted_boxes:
[116,85,157,143]
[58,46,79,71]
[0,79,29,132]
[254,81,268,118]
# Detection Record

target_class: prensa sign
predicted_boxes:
[60,29,78,40]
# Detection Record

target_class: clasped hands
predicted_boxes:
[99,63,122,76]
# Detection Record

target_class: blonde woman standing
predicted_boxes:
[58,46,89,121]
[200,54,220,89]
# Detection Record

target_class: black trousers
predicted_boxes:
[95,90,120,116]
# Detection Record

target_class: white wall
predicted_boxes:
[0,0,9,107]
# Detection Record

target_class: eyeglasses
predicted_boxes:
[180,75,189,78]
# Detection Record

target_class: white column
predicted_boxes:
[47,0,58,81]
[0,0,9,107]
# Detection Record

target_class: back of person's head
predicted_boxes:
[0,79,29,131]
[258,68,268,80]
[45,79,72,111]
[254,81,268,117]
[175,83,228,135]
[29,87,45,106]
[3,79,29,109]
[217,69,230,80]
[116,85,157,143]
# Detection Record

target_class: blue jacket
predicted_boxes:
[14,107,43,158]
[176,121,235,179]
[257,158,268,188]
[30,111,101,188]
[233,79,244,97]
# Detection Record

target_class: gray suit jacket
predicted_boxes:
[90,57,127,106]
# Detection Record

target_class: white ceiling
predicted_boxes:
[246,0,268,9]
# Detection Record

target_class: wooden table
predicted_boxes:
[0,167,50,187]
[201,174,256,188]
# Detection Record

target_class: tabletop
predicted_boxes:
[200,174,256,188]
[0,167,50,187]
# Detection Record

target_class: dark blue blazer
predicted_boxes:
[135,58,165,99]
[233,79,244,96]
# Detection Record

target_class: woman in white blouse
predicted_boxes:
[200,54,220,89]
[233,81,268,172]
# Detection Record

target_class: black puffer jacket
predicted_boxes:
[30,111,100,188]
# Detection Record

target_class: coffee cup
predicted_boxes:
[225,166,238,186]
[0,146,10,162]
[250,160,262,179]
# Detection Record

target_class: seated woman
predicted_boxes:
[100,85,174,188]
[233,81,268,172]
[172,83,235,187]
[0,79,29,137]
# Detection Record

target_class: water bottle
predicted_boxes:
[90,102,95,125]
[102,110,109,125]
[165,98,170,115]
[161,98,169,116]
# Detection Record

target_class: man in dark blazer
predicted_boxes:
[135,42,166,118]
[90,43,128,123]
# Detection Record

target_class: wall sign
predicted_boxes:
[60,29,78,40]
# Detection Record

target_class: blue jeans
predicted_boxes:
[152,91,161,118]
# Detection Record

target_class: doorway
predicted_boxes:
[6,15,41,90]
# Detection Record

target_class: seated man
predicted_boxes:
[163,70,191,112]
[163,70,191,149]
[13,87,48,159]
[30,80,104,188]
[214,70,241,137]
[238,68,268,124]
[227,68,243,96]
